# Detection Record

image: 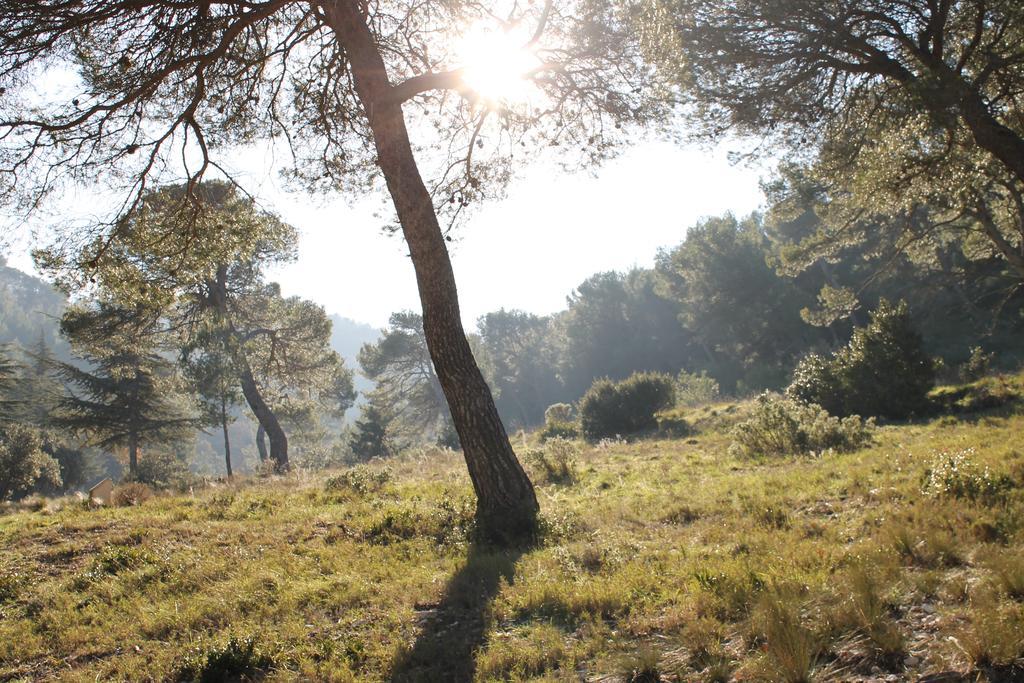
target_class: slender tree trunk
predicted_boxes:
[256,423,268,462]
[127,432,139,480]
[221,396,233,478]
[322,0,539,541]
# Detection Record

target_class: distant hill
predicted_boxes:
[0,256,69,360]
[329,314,381,419]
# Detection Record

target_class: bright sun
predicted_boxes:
[456,26,542,105]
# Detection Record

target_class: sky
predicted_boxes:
[254,139,766,329]
[4,138,766,330]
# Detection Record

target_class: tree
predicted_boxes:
[476,310,565,428]
[0,423,62,501]
[655,214,817,390]
[2,0,673,538]
[181,324,242,477]
[50,303,197,478]
[348,401,394,461]
[43,181,350,472]
[653,0,1024,281]
[0,345,18,421]
[358,312,452,449]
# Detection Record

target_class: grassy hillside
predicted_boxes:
[1,380,1023,682]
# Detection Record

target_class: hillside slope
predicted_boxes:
[1,383,1022,682]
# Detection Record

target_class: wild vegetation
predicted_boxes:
[1,373,1022,681]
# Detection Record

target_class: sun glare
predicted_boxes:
[456,26,542,105]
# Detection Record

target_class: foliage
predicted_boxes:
[358,312,451,449]
[523,438,579,485]
[921,449,1014,504]
[49,302,198,477]
[674,369,720,407]
[0,423,61,501]
[579,372,675,441]
[787,300,936,419]
[543,403,575,425]
[960,346,995,383]
[348,403,393,462]
[325,466,392,496]
[930,376,1020,415]
[111,482,154,507]
[539,420,580,442]
[729,393,875,458]
[175,636,273,683]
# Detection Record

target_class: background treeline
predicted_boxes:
[3,177,1023,495]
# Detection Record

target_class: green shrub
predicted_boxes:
[325,465,392,495]
[730,393,875,458]
[960,346,995,382]
[655,409,692,437]
[0,424,62,501]
[786,300,935,420]
[175,635,273,682]
[132,448,191,490]
[111,482,154,507]
[921,448,1013,504]
[539,420,579,441]
[524,437,579,485]
[579,372,675,441]
[543,403,575,424]
[675,370,720,407]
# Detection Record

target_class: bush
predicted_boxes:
[111,482,153,507]
[133,448,191,490]
[175,635,273,683]
[921,448,1013,504]
[960,346,995,382]
[579,372,675,441]
[539,420,579,441]
[730,393,875,458]
[786,300,935,419]
[0,424,62,501]
[675,370,720,407]
[544,403,575,424]
[325,465,392,495]
[524,437,579,485]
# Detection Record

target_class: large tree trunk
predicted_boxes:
[323,0,539,542]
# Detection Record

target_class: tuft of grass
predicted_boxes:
[753,591,820,683]
[175,635,273,682]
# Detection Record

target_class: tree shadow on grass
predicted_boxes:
[390,544,523,682]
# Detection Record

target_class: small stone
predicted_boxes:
[870,665,882,674]
[922,603,937,614]
[905,656,920,667]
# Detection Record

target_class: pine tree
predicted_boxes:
[348,401,393,462]
[51,303,197,479]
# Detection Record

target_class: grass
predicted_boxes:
[1,378,1023,681]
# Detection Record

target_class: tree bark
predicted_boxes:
[127,432,138,480]
[322,0,539,542]
[238,359,289,472]
[256,423,268,462]
[221,396,233,478]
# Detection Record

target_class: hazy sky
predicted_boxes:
[260,139,766,328]
[6,138,766,330]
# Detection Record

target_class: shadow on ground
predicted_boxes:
[390,544,522,682]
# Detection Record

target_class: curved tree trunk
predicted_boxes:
[323,0,539,542]
[238,360,289,472]
[207,267,289,472]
